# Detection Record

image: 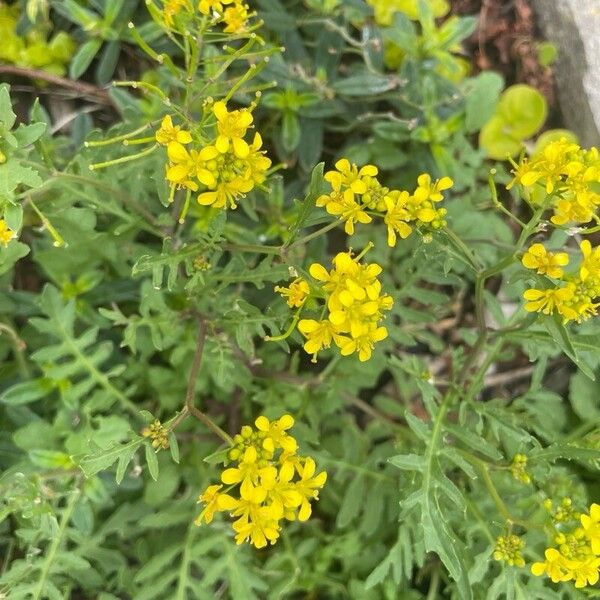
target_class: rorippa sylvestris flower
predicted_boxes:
[508,139,600,227]
[272,246,393,363]
[316,158,452,246]
[0,219,15,247]
[531,502,600,589]
[158,100,271,209]
[195,415,326,549]
[521,240,600,323]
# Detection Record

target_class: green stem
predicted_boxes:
[222,242,281,255]
[175,522,196,600]
[286,220,340,249]
[33,488,80,600]
[443,226,481,271]
[89,143,158,171]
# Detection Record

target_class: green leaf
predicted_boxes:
[444,423,503,460]
[13,122,47,147]
[0,241,30,275]
[496,84,547,139]
[0,84,16,130]
[0,378,53,406]
[168,432,180,464]
[70,38,103,79]
[544,315,595,380]
[145,443,159,481]
[382,12,417,53]
[283,162,325,245]
[281,111,300,153]
[389,453,424,471]
[464,72,504,133]
[528,443,600,463]
[569,371,600,420]
[336,475,365,527]
[332,71,398,96]
[79,439,143,477]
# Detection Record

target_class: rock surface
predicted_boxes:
[531,0,600,146]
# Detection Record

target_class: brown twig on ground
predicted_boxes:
[182,317,234,445]
[0,65,115,106]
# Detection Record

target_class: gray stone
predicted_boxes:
[531,0,600,147]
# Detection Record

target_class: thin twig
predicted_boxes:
[0,65,114,106]
[185,318,233,445]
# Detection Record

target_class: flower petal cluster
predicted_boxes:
[160,101,271,209]
[0,219,15,247]
[141,419,170,450]
[196,415,326,549]
[532,502,600,589]
[508,139,600,226]
[198,0,250,33]
[155,115,193,146]
[522,240,600,323]
[316,159,452,245]
[275,248,393,362]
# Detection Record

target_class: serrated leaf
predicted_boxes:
[79,439,143,477]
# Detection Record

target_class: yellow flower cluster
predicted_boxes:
[508,139,600,227]
[157,101,271,209]
[198,0,250,33]
[141,419,170,450]
[0,219,15,247]
[493,534,526,568]
[532,502,600,589]
[316,159,452,246]
[195,415,326,549]
[274,248,393,362]
[366,0,449,25]
[161,0,249,32]
[522,240,600,323]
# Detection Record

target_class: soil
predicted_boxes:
[451,0,556,107]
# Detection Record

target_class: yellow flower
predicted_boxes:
[523,285,579,321]
[294,457,327,521]
[321,190,372,235]
[162,0,192,26]
[195,484,238,524]
[326,158,378,194]
[197,176,253,209]
[155,115,192,146]
[231,484,281,548]
[212,100,253,157]
[581,503,600,554]
[166,142,217,191]
[255,415,298,454]
[337,325,389,362]
[413,173,453,203]
[384,191,413,247]
[521,243,569,279]
[197,416,326,548]
[531,548,572,583]
[245,133,272,185]
[579,240,600,284]
[222,2,249,33]
[297,319,344,362]
[0,219,15,246]
[274,278,310,308]
[198,0,234,15]
[568,556,600,588]
[221,445,263,497]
